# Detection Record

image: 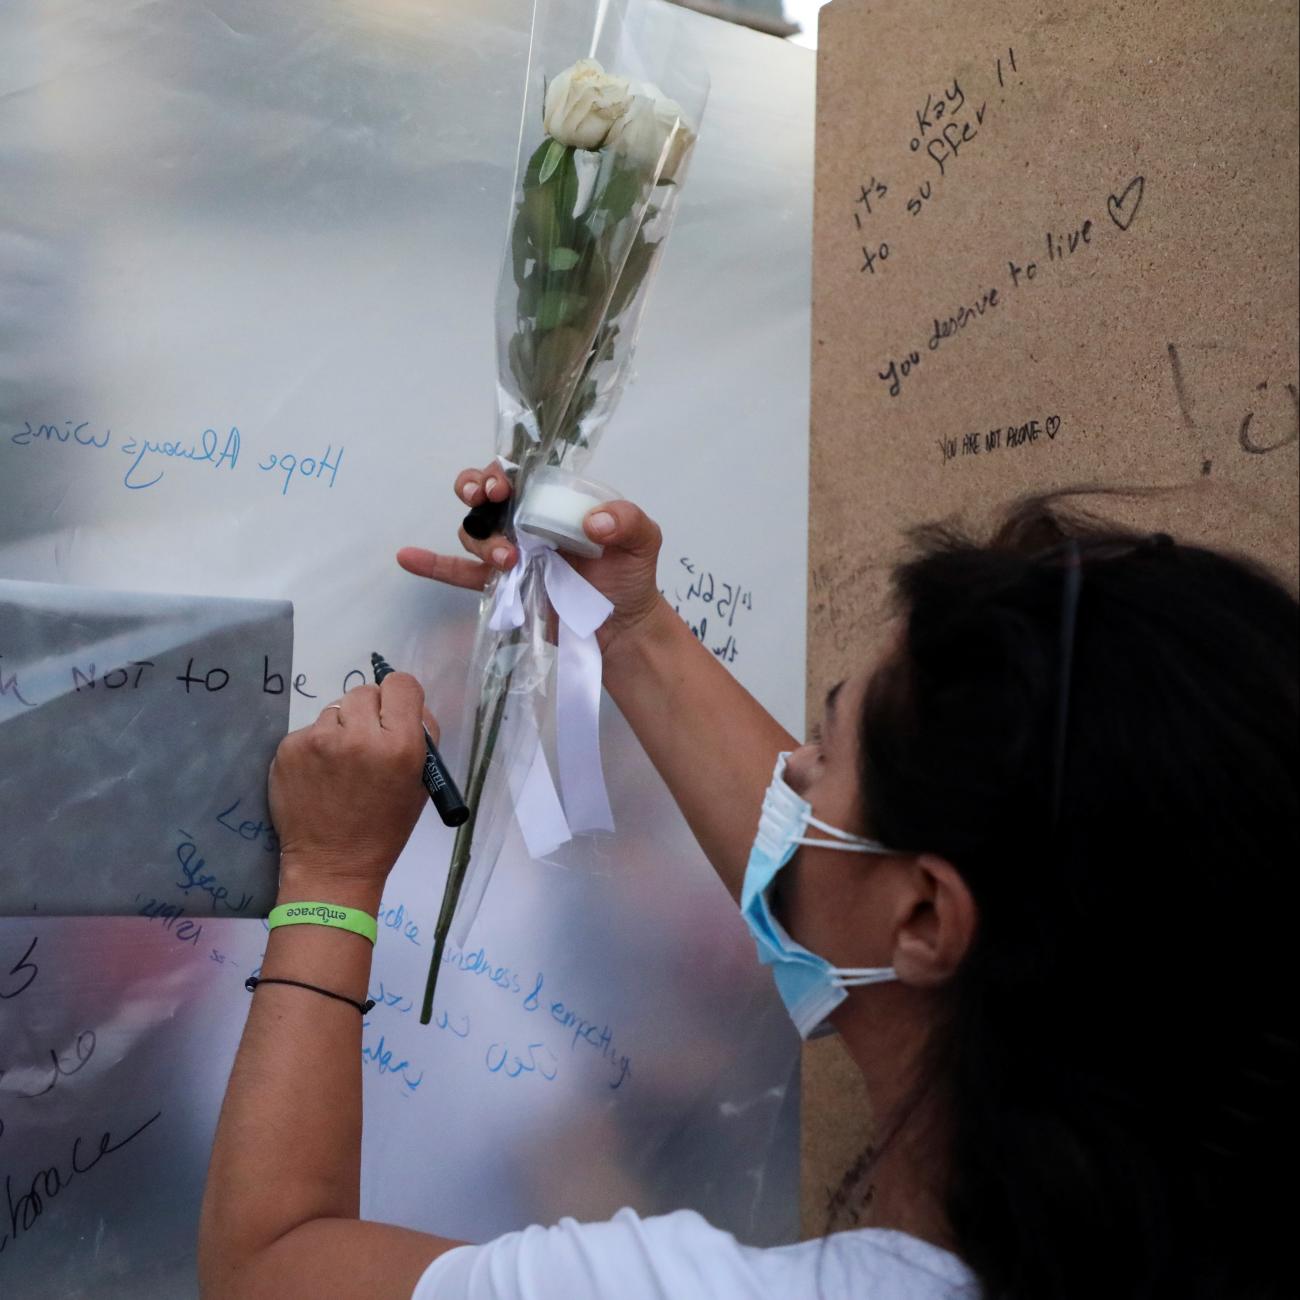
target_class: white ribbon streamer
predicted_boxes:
[508,716,572,860]
[488,531,615,849]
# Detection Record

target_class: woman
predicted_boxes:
[199,469,1297,1299]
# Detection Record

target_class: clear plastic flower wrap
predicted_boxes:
[419,0,708,1022]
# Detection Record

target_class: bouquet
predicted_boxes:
[419,0,707,1023]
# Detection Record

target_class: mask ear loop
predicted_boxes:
[795,816,894,853]
[774,750,898,853]
[831,968,898,988]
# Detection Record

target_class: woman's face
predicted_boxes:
[777,668,898,972]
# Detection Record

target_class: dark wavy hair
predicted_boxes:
[856,495,1297,1298]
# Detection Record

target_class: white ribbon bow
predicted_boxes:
[487,531,615,854]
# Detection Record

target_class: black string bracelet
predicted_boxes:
[245,975,375,1015]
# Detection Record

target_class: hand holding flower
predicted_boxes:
[398,462,668,659]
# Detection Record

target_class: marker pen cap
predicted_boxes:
[514,467,619,559]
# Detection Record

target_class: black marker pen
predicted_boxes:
[371,652,469,827]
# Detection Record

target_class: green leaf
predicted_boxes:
[569,244,609,306]
[522,148,580,253]
[536,289,586,330]
[516,267,543,318]
[593,160,647,227]
[508,331,537,401]
[606,232,662,319]
[548,246,580,271]
[510,326,589,407]
[511,213,533,286]
[538,138,567,186]
[534,325,590,379]
[522,139,553,189]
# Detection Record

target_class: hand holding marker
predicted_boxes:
[371,652,469,827]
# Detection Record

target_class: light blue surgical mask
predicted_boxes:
[741,752,898,1039]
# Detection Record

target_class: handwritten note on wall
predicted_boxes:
[5,421,343,496]
[661,553,756,666]
[811,0,1298,640]
[0,580,292,917]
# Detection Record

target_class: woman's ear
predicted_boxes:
[891,853,977,987]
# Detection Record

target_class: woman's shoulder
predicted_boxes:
[413,1206,977,1300]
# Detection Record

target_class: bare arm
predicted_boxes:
[600,595,795,899]
[198,679,464,1298]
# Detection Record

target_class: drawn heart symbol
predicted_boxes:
[1107,176,1145,232]
[1046,415,1061,439]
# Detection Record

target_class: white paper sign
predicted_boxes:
[0,579,292,917]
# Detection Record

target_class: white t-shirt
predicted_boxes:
[412,1207,977,1300]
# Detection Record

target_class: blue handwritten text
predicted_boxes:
[257,444,343,497]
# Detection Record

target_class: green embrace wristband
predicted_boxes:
[267,902,378,945]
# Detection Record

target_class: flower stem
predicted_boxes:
[419,158,667,1026]
[419,660,515,1023]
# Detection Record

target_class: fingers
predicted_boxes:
[312,700,345,728]
[419,470,662,589]
[378,671,425,734]
[582,499,663,558]
[454,468,485,506]
[339,683,380,725]
[454,464,514,508]
[456,527,516,571]
[396,546,497,590]
[454,465,515,561]
[422,708,441,746]
[305,679,427,761]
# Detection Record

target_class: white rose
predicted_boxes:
[543,58,633,151]
[606,81,695,182]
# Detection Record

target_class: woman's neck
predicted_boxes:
[858,1108,954,1251]
[835,993,956,1253]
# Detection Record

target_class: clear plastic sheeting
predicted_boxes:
[0,579,291,917]
[0,1,813,1294]
[443,0,713,953]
